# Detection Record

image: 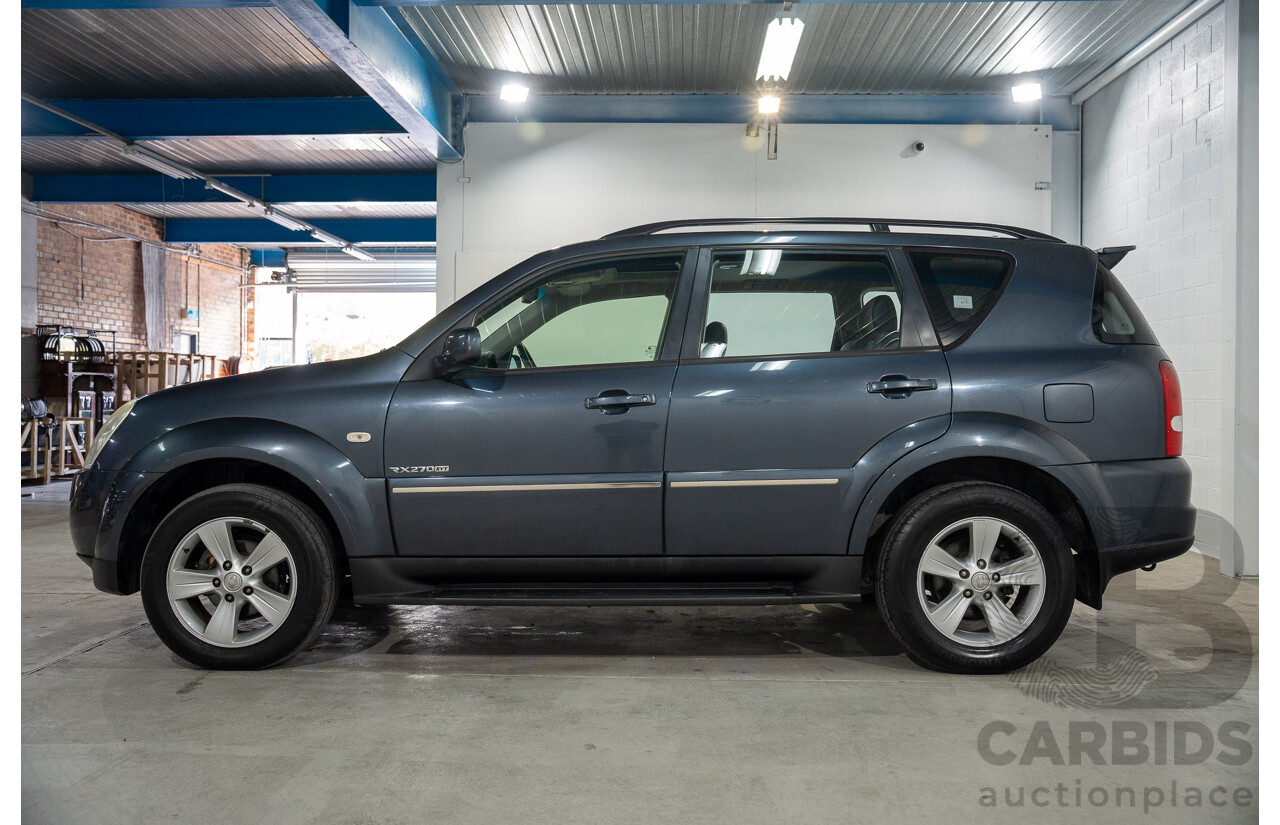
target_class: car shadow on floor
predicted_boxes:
[305,599,909,662]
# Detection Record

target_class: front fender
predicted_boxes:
[845,412,1101,556]
[90,418,392,589]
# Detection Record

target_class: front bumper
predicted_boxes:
[70,468,154,595]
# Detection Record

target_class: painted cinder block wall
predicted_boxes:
[1081,3,1227,557]
[32,204,246,363]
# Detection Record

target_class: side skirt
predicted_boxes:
[348,555,863,606]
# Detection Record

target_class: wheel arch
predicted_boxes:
[848,414,1107,607]
[110,419,391,595]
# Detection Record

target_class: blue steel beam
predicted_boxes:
[470,94,1080,132]
[30,173,437,204]
[273,0,464,161]
[165,218,436,244]
[22,98,403,141]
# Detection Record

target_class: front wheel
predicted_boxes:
[140,484,338,669]
[875,481,1076,674]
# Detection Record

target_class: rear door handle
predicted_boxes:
[867,376,938,396]
[585,391,656,413]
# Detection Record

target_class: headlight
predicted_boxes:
[85,399,138,468]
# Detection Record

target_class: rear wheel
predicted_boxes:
[875,481,1075,674]
[140,484,337,669]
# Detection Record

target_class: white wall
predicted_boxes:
[437,122,1057,307]
[1080,3,1247,572]
[1050,131,1082,245]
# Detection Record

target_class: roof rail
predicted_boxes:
[601,217,1063,243]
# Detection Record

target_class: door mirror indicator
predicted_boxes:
[434,327,482,376]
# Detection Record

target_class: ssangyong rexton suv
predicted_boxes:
[70,218,1195,673]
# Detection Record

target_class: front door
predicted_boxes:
[385,250,692,557]
[663,246,952,556]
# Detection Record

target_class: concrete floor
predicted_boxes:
[23,480,1258,824]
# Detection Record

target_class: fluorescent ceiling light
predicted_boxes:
[310,228,345,247]
[756,18,804,82]
[204,179,264,210]
[758,95,781,115]
[204,179,245,199]
[341,245,376,262]
[1011,82,1043,102]
[120,145,198,180]
[263,208,310,233]
[500,84,530,103]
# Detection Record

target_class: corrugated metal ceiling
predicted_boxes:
[22,7,362,99]
[400,1,1194,96]
[21,1,1198,182]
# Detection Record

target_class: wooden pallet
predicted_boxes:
[116,351,220,398]
[20,417,95,483]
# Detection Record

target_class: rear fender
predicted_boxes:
[846,412,1101,557]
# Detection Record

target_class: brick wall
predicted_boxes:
[163,245,245,361]
[33,204,246,362]
[1081,3,1226,553]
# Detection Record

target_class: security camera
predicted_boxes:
[913,141,926,153]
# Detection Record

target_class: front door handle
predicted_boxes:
[867,375,938,397]
[585,390,656,414]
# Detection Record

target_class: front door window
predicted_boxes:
[473,253,685,370]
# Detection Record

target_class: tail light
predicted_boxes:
[1159,360,1183,456]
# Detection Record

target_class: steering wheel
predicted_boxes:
[515,342,537,369]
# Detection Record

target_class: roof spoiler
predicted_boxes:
[1095,245,1136,268]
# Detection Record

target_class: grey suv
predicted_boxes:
[70,218,1195,673]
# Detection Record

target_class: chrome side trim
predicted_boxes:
[392,482,662,494]
[668,478,840,488]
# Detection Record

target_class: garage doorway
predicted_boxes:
[252,250,437,366]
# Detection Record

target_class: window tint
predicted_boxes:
[473,253,683,370]
[1092,265,1158,345]
[908,250,1012,347]
[701,249,901,358]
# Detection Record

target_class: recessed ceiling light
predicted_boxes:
[1011,82,1043,102]
[756,18,804,82]
[758,95,781,115]
[500,84,530,103]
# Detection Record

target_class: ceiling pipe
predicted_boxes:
[1071,0,1221,105]
[21,93,367,258]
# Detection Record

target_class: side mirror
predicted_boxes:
[433,327,482,377]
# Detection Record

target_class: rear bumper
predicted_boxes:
[1054,457,1196,607]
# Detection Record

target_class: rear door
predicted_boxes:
[663,245,952,556]
[384,249,694,557]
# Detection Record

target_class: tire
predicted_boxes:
[140,483,338,670]
[874,481,1075,674]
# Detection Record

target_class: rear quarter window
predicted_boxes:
[907,250,1013,347]
[1092,265,1158,344]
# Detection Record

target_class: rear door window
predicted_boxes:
[697,249,904,359]
[907,250,1013,347]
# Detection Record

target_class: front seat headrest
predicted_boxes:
[700,321,728,358]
